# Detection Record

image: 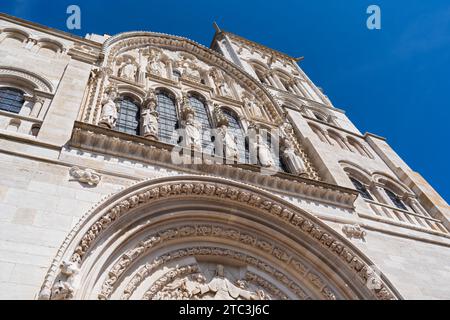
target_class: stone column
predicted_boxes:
[21,94,35,116]
[30,95,46,118]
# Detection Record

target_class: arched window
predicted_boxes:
[189,95,212,150]
[157,91,178,144]
[327,131,344,148]
[115,97,140,135]
[309,123,327,143]
[222,109,246,163]
[172,70,181,79]
[384,188,408,211]
[0,87,25,114]
[313,112,327,122]
[348,137,373,158]
[350,177,373,200]
[254,69,267,85]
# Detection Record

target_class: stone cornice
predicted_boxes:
[69,121,358,209]
[67,47,101,64]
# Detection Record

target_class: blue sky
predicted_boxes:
[2,0,449,202]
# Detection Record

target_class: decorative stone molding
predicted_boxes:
[129,263,275,301]
[68,121,356,206]
[342,224,367,241]
[38,175,399,300]
[0,66,54,93]
[117,247,308,300]
[69,166,101,186]
[142,264,200,300]
[97,223,334,300]
[50,260,80,300]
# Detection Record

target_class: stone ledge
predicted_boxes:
[68,121,358,209]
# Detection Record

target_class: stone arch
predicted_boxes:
[99,31,283,122]
[340,161,372,185]
[347,136,373,158]
[38,175,401,300]
[1,27,29,44]
[373,172,412,197]
[116,84,145,105]
[0,66,54,93]
[36,37,65,55]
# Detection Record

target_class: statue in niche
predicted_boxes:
[146,50,164,77]
[181,95,202,152]
[281,138,306,175]
[219,80,232,97]
[258,135,275,167]
[243,95,264,119]
[142,90,159,139]
[99,85,119,129]
[119,62,137,81]
[177,59,201,80]
[214,106,239,160]
[279,112,294,138]
[217,125,239,161]
[210,69,232,97]
[249,130,275,168]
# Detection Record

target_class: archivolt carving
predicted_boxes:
[142,264,200,300]
[117,247,306,300]
[97,223,334,300]
[39,176,400,300]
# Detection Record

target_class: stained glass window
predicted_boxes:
[115,97,140,135]
[157,92,178,144]
[189,95,212,150]
[350,178,373,200]
[222,109,247,163]
[0,87,25,114]
[384,188,408,210]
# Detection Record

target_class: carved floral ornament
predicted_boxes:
[38,175,401,300]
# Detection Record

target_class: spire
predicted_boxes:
[213,21,221,34]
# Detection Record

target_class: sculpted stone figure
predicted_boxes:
[196,265,268,300]
[181,96,202,152]
[51,260,80,300]
[146,51,164,76]
[342,224,367,240]
[218,80,232,97]
[213,106,239,161]
[217,124,239,161]
[243,95,263,119]
[119,62,137,81]
[142,108,159,139]
[142,90,159,139]
[250,133,275,167]
[154,265,270,300]
[281,139,306,175]
[69,166,101,186]
[99,86,119,129]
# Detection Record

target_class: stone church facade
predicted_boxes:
[0,13,449,300]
